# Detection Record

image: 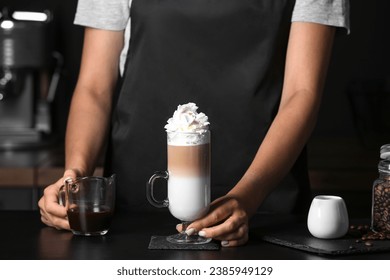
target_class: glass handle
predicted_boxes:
[58,185,66,207]
[59,177,73,207]
[146,171,169,208]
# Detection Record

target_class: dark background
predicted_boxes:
[315,0,390,146]
[0,0,389,213]
[1,0,83,137]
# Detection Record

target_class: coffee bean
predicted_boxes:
[372,181,390,233]
[364,241,373,247]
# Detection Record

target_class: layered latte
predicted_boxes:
[165,103,211,222]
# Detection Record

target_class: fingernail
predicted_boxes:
[63,177,73,184]
[176,224,181,231]
[221,240,229,247]
[198,230,206,237]
[185,228,196,236]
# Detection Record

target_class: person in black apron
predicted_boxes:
[39,0,346,247]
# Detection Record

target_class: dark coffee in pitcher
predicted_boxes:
[67,206,113,234]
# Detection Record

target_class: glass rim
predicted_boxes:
[67,174,116,184]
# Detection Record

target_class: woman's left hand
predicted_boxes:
[177,195,250,247]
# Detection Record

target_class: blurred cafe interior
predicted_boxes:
[0,0,389,220]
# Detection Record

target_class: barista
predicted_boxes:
[39,0,350,247]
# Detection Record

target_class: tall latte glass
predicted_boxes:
[147,130,211,244]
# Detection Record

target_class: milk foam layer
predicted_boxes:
[167,176,210,221]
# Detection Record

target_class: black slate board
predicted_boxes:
[148,235,220,250]
[256,223,390,256]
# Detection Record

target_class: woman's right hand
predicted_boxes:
[38,169,79,230]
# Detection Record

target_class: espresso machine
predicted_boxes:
[0,7,62,149]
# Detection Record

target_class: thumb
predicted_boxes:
[58,169,81,206]
[63,169,82,182]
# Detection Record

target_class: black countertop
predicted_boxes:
[1,210,389,260]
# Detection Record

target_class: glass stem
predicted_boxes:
[181,221,191,233]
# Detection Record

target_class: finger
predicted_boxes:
[40,184,60,206]
[198,215,243,239]
[45,204,67,220]
[41,215,50,226]
[220,235,249,247]
[45,201,67,218]
[38,197,45,212]
[50,216,70,230]
[62,169,82,185]
[41,205,69,227]
[176,224,183,232]
[211,223,248,241]
[39,208,50,224]
[186,205,232,233]
[39,195,53,224]
[40,205,70,230]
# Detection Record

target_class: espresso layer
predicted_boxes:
[168,143,210,177]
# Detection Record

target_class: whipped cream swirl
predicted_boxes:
[165,102,210,134]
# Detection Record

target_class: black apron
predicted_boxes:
[105,0,311,214]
